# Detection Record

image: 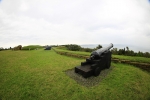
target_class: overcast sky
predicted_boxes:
[0,0,150,51]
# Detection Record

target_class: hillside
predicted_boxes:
[22,45,44,50]
[0,50,150,100]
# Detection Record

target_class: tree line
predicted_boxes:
[63,44,150,58]
[63,44,102,52]
[111,47,150,58]
[1,44,150,58]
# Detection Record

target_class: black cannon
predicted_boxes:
[75,43,113,78]
[45,46,51,50]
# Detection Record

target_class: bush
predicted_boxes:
[82,48,94,52]
[65,44,81,51]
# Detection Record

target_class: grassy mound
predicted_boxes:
[0,50,150,100]
[22,45,43,50]
[112,55,150,64]
[54,47,150,63]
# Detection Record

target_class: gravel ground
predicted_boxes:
[65,66,114,87]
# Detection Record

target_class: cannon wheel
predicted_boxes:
[94,67,101,76]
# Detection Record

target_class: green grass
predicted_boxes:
[22,45,44,50]
[54,47,150,63]
[54,47,90,56]
[112,55,150,64]
[0,50,150,100]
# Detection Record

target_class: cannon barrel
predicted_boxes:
[91,43,113,59]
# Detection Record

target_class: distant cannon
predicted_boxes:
[45,46,51,50]
[75,43,113,78]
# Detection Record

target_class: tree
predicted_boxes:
[126,46,129,51]
[0,47,4,51]
[143,52,150,58]
[111,48,118,55]
[13,45,22,50]
[96,44,102,49]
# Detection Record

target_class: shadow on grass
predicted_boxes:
[65,66,114,87]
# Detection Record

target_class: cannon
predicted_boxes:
[45,46,51,50]
[75,43,113,78]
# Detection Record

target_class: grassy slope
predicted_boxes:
[0,50,150,100]
[54,47,90,56]
[22,45,44,50]
[112,55,150,63]
[54,47,150,63]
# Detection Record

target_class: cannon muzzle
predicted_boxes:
[90,43,113,59]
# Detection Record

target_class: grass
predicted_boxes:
[22,45,43,50]
[0,49,150,100]
[54,47,150,63]
[54,47,90,56]
[112,55,150,64]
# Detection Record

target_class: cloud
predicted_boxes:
[20,1,29,12]
[0,0,150,51]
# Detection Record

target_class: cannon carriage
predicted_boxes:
[75,43,113,78]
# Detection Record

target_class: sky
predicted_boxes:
[0,0,150,51]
